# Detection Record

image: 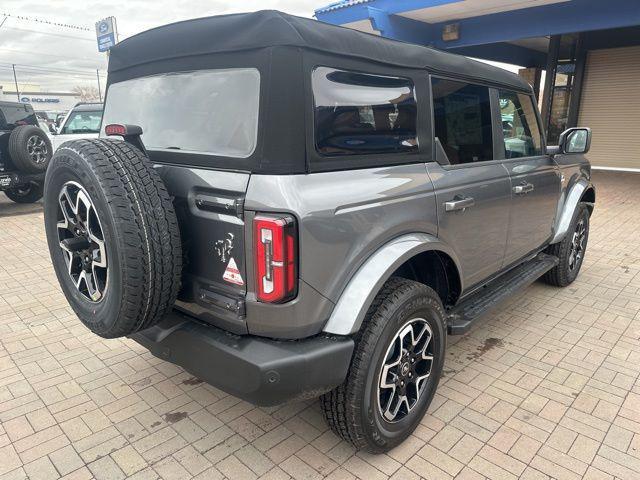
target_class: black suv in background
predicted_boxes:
[0,101,53,203]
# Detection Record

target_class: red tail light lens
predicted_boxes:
[254,214,297,303]
[104,124,127,136]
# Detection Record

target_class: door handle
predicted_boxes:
[513,182,534,194]
[445,196,475,212]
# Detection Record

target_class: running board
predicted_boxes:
[447,253,559,335]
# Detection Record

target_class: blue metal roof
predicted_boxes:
[315,0,372,15]
[315,0,640,67]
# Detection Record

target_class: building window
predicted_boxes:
[432,78,493,165]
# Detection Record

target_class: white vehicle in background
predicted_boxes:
[51,103,103,152]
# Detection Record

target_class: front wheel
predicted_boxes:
[543,203,590,287]
[320,278,446,453]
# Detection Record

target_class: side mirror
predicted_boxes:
[48,124,57,134]
[549,127,591,155]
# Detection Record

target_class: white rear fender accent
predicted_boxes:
[322,233,461,336]
[550,179,593,244]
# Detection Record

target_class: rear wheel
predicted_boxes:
[543,203,590,287]
[320,278,446,453]
[4,182,43,203]
[44,139,182,338]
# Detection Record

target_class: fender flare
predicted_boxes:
[322,233,462,336]
[550,179,595,244]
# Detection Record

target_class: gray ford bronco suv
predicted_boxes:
[43,11,595,452]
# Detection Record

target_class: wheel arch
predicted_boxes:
[322,233,462,336]
[550,179,595,244]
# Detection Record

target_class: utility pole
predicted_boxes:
[12,64,19,101]
[96,69,102,102]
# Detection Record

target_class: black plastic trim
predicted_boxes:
[129,310,354,406]
[0,171,45,191]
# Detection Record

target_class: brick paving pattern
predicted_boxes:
[0,170,639,479]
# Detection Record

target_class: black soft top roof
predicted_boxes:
[108,10,531,92]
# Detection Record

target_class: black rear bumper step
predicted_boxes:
[130,310,354,406]
[447,253,559,335]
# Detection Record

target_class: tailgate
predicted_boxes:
[157,164,250,334]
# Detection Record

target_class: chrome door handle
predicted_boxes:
[513,182,534,194]
[445,196,475,212]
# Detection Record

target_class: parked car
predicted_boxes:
[0,101,52,203]
[50,102,103,152]
[42,11,595,453]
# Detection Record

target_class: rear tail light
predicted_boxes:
[104,124,128,136]
[254,214,297,303]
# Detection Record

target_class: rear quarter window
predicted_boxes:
[101,68,260,158]
[312,67,418,156]
[1,105,37,129]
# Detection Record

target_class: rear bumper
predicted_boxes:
[0,171,44,190]
[129,311,354,406]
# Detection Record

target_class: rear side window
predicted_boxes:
[498,90,543,158]
[312,67,418,156]
[102,68,260,158]
[432,78,493,165]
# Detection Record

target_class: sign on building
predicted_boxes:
[96,17,117,53]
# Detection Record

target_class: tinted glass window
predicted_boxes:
[102,68,260,158]
[62,110,103,134]
[498,90,543,158]
[312,67,417,156]
[2,105,37,128]
[432,78,493,165]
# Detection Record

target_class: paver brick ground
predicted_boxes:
[0,170,639,479]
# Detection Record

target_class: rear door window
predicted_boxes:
[498,90,543,158]
[312,67,418,156]
[102,68,260,158]
[431,78,493,165]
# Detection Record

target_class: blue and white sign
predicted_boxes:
[95,17,117,52]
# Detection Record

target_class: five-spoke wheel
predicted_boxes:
[568,217,587,272]
[56,181,108,302]
[378,318,434,422]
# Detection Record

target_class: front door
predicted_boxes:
[428,78,511,290]
[496,89,561,265]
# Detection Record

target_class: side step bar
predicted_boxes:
[447,253,559,335]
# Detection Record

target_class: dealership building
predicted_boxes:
[316,0,640,171]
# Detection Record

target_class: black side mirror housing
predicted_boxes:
[547,127,592,155]
[48,124,57,134]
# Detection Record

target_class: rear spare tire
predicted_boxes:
[9,125,53,173]
[44,139,182,338]
[4,182,43,203]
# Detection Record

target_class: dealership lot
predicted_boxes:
[0,171,639,480]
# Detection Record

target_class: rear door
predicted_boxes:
[497,89,560,265]
[427,77,511,290]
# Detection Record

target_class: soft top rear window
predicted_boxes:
[101,68,260,158]
[312,67,418,156]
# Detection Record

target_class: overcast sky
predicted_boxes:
[0,0,321,92]
[0,0,517,93]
